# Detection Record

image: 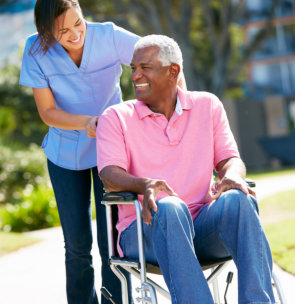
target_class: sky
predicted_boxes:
[0,0,35,67]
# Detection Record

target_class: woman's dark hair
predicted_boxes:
[30,0,81,55]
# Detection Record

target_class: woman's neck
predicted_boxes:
[67,47,83,67]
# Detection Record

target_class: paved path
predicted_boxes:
[0,174,294,304]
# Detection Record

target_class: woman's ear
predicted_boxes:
[168,63,180,82]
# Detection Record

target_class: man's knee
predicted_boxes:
[220,189,259,221]
[156,196,189,217]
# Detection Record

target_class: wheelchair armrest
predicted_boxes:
[245,178,256,188]
[102,191,138,204]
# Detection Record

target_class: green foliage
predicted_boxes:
[0,106,17,135]
[0,144,49,205]
[0,144,60,232]
[120,64,135,101]
[0,61,47,146]
[0,184,59,232]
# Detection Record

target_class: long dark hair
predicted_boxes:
[30,0,81,55]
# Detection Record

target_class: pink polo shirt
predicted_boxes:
[97,87,240,255]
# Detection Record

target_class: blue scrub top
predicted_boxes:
[19,21,139,170]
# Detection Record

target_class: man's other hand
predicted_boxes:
[211,176,256,200]
[142,179,177,225]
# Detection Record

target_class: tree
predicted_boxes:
[80,0,279,98]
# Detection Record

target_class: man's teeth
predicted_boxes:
[136,83,149,88]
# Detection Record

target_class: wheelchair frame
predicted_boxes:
[101,190,287,304]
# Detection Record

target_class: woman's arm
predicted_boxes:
[33,87,98,137]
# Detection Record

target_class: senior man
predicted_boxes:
[96,35,275,304]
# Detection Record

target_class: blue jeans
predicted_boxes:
[120,190,275,304]
[48,160,131,304]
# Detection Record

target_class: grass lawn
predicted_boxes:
[247,166,295,180]
[259,189,295,275]
[0,231,40,256]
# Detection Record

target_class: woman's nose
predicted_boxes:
[70,28,79,40]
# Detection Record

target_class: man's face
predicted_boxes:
[130,46,171,105]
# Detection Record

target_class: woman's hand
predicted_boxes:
[86,116,99,138]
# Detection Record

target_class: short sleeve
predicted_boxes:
[112,24,140,65]
[19,36,49,89]
[212,96,240,168]
[96,107,129,173]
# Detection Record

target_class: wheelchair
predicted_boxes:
[101,180,287,304]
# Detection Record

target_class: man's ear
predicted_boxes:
[168,63,180,81]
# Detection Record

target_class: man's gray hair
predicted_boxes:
[134,35,183,73]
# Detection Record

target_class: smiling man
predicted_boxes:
[96,35,275,304]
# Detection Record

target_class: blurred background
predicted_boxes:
[0,0,295,294]
[1,0,295,167]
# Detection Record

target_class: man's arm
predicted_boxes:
[100,165,177,225]
[212,157,256,200]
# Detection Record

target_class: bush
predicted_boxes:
[0,143,49,205]
[0,62,47,146]
[0,143,60,232]
[0,184,59,232]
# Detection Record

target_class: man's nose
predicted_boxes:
[132,68,142,81]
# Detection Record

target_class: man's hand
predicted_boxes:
[142,179,177,225]
[212,157,256,200]
[86,116,99,138]
[100,167,177,225]
[211,175,256,200]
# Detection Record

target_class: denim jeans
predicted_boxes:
[48,160,131,304]
[120,190,275,304]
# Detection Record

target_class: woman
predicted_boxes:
[19,0,139,303]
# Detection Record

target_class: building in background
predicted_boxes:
[244,0,295,134]
[226,0,295,167]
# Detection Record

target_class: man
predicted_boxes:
[96,35,275,304]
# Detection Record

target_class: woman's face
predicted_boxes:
[54,6,86,53]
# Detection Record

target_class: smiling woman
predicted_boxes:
[19,0,140,303]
